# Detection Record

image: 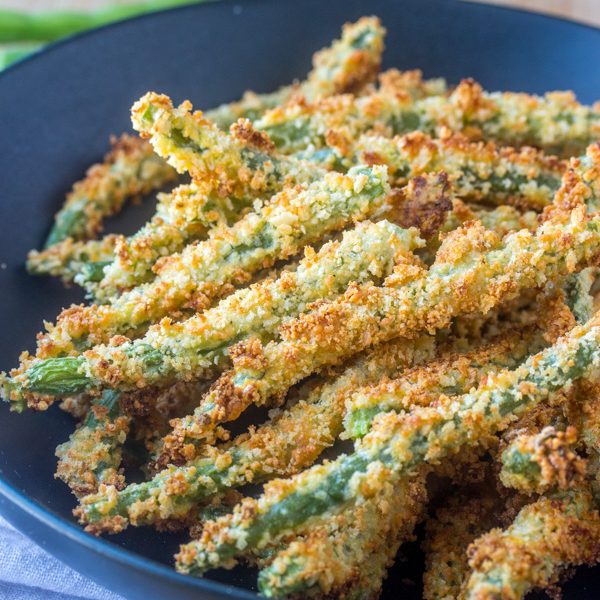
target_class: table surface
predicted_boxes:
[2,0,600,28]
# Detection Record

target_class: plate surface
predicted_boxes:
[1,0,600,598]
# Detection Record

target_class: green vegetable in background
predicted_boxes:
[0,1,209,68]
[0,1,208,43]
[0,41,42,68]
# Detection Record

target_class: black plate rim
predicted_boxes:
[0,474,258,599]
[0,1,599,598]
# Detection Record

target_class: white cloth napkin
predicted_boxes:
[0,516,124,600]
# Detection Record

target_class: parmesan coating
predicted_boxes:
[27,235,118,285]
[174,310,600,573]
[41,134,176,248]
[17,219,423,402]
[82,182,252,300]
[131,93,317,198]
[206,16,386,129]
[343,326,551,439]
[357,131,565,211]
[58,379,212,502]
[84,115,542,299]
[377,68,447,101]
[29,129,556,290]
[460,488,600,600]
[76,335,436,533]
[31,16,384,287]
[499,425,586,495]
[12,165,390,379]
[257,79,600,157]
[165,145,600,449]
[55,390,129,497]
[257,469,428,598]
[77,298,560,533]
[423,492,501,600]
[254,305,571,597]
[9,16,600,597]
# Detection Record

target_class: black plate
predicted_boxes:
[1,1,599,598]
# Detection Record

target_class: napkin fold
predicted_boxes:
[0,516,123,600]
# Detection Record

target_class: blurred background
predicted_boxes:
[0,0,597,71]
[470,0,599,25]
[1,0,598,26]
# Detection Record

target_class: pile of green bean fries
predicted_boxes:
[4,15,600,599]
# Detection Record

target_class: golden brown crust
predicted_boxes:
[462,490,600,600]
[230,118,276,153]
[423,491,501,600]
[392,172,453,239]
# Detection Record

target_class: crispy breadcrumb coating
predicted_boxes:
[257,469,428,598]
[8,17,600,598]
[357,131,564,211]
[16,165,390,372]
[499,426,586,495]
[55,390,129,497]
[175,308,600,574]
[42,134,176,248]
[461,488,600,600]
[206,17,386,129]
[257,79,599,157]
[27,235,118,285]
[163,145,600,452]
[423,491,501,600]
[76,334,438,533]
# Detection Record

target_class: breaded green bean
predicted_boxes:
[280,16,384,100]
[423,492,500,600]
[163,145,600,450]
[138,94,533,208]
[4,165,390,395]
[69,119,531,297]
[232,305,569,597]
[76,295,563,532]
[33,17,383,282]
[343,327,549,439]
[573,381,600,501]
[260,439,510,599]
[75,335,436,533]
[565,266,599,324]
[55,390,130,497]
[131,93,318,197]
[257,470,428,599]
[35,127,552,292]
[257,79,600,157]
[15,220,422,400]
[356,131,565,211]
[377,68,447,101]
[499,425,586,495]
[460,488,600,600]
[30,181,241,290]
[81,182,248,299]
[42,134,176,247]
[27,235,118,285]
[90,103,341,299]
[174,309,600,574]
[58,379,212,499]
[32,125,559,291]
[206,16,386,129]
